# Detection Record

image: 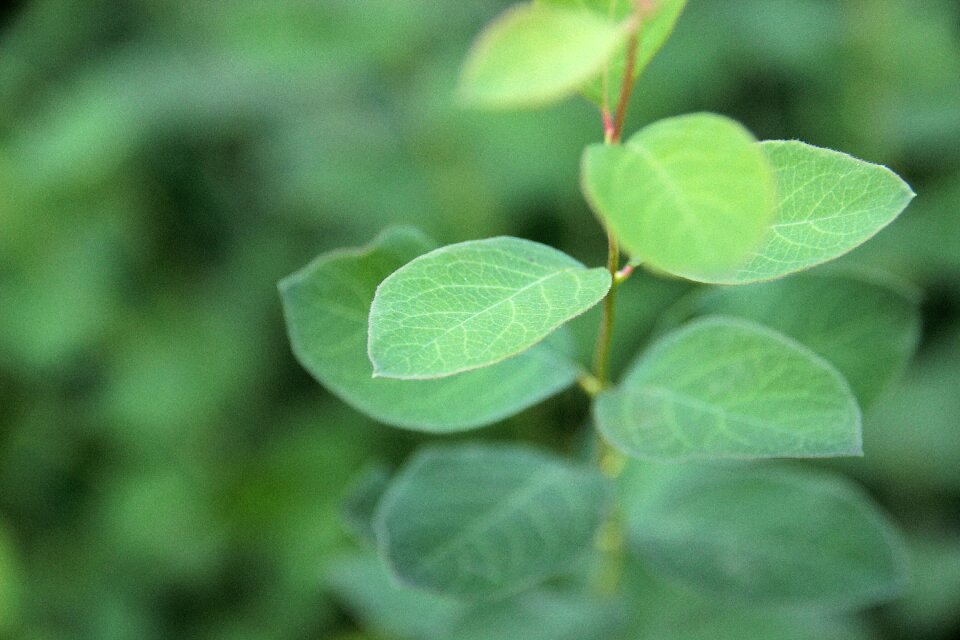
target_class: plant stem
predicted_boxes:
[610,30,639,143]
[589,3,650,599]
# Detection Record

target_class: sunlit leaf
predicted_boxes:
[582,113,776,281]
[280,228,581,432]
[712,141,915,284]
[368,236,610,379]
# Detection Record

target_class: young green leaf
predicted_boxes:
[459,3,633,109]
[374,443,610,599]
[594,316,862,461]
[538,0,689,108]
[581,113,776,282]
[711,141,916,284]
[279,228,581,432]
[368,236,610,379]
[690,272,921,405]
[620,463,908,609]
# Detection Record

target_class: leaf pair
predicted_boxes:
[459,1,688,109]
[339,442,907,612]
[279,229,586,431]
[582,113,916,283]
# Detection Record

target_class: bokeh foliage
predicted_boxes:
[1,0,959,638]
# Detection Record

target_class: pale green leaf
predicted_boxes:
[621,463,908,609]
[595,316,862,460]
[374,443,610,598]
[459,3,632,109]
[368,236,611,379]
[539,0,689,107]
[712,140,915,284]
[691,272,921,405]
[279,228,581,432]
[581,113,776,282]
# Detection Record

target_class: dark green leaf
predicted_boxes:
[621,463,908,609]
[375,443,610,598]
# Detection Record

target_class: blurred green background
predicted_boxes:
[1,1,959,638]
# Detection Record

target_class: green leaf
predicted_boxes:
[459,3,633,109]
[594,316,861,461]
[690,272,921,406]
[279,228,581,432]
[621,463,908,609]
[539,0,689,107]
[326,552,465,640]
[582,113,776,282]
[374,443,610,598]
[624,560,876,640]
[341,463,391,546]
[450,588,626,640]
[713,140,916,284]
[368,236,610,379]
[0,522,20,635]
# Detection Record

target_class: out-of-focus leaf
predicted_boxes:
[450,588,626,640]
[621,462,908,609]
[326,552,464,640]
[375,443,609,598]
[340,463,391,546]
[459,3,632,108]
[538,0,689,108]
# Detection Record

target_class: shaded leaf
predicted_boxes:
[595,316,861,460]
[279,228,581,432]
[368,236,610,379]
[374,443,610,598]
[326,552,464,640]
[582,113,776,281]
[621,463,908,609]
[340,463,392,546]
[450,588,626,640]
